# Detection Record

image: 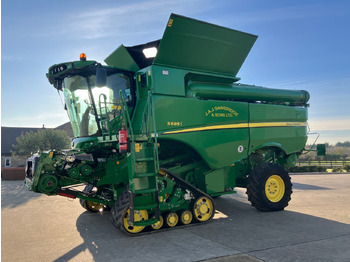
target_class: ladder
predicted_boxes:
[98,94,111,139]
[121,91,160,226]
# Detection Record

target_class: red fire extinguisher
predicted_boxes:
[119,126,128,153]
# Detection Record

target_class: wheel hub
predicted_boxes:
[265,175,285,202]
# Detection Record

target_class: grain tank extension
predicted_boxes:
[25,14,316,235]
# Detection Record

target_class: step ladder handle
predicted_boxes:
[128,190,135,226]
[154,190,160,220]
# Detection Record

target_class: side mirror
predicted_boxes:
[95,66,107,87]
[317,144,326,156]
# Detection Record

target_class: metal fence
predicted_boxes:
[297,160,350,168]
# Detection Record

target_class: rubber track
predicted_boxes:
[110,168,216,236]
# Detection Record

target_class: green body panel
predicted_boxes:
[249,103,308,154]
[104,45,140,72]
[152,66,185,96]
[153,96,249,169]
[154,14,257,77]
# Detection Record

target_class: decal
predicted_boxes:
[166,121,183,127]
[205,106,239,118]
[167,18,174,27]
[135,143,143,153]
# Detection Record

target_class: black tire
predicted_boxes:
[110,187,147,234]
[110,187,130,233]
[246,162,292,212]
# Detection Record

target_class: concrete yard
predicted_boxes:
[2,173,350,262]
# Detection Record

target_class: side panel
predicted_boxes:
[154,96,249,169]
[249,104,308,154]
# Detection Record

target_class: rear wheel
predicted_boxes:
[247,162,292,211]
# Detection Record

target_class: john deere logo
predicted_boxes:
[205,106,238,118]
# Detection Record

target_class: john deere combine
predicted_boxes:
[25,14,314,235]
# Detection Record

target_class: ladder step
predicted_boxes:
[134,172,156,178]
[135,157,154,162]
[133,188,157,194]
[134,218,158,226]
[134,203,158,210]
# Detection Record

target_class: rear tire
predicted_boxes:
[246,162,292,211]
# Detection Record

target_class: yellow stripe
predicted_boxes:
[249,122,307,128]
[162,122,306,135]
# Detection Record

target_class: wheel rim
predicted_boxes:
[123,209,148,233]
[151,216,164,230]
[86,201,104,212]
[193,197,214,222]
[180,210,193,225]
[265,175,285,202]
[166,212,179,227]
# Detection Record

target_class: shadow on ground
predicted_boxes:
[53,190,350,262]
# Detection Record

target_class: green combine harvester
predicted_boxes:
[25,14,321,235]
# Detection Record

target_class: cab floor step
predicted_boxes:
[134,172,156,178]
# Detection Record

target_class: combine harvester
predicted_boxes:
[25,14,323,235]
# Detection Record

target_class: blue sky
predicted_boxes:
[2,0,350,145]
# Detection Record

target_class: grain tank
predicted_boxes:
[25,14,312,234]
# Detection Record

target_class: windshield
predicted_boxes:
[63,72,132,137]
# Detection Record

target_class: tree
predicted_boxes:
[12,129,71,157]
[336,141,350,147]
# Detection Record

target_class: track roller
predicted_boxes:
[165,212,179,227]
[151,215,164,230]
[193,196,214,222]
[179,210,193,225]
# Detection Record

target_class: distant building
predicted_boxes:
[54,122,74,139]
[1,123,73,167]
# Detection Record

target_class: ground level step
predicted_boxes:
[135,158,154,162]
[134,218,158,226]
[134,203,158,210]
[133,188,157,194]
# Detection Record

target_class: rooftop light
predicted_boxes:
[142,47,157,58]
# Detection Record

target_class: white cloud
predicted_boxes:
[47,0,209,40]
[308,118,350,131]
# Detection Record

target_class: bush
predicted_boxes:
[332,167,344,173]
[345,165,350,172]
[316,166,327,172]
[288,166,326,173]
